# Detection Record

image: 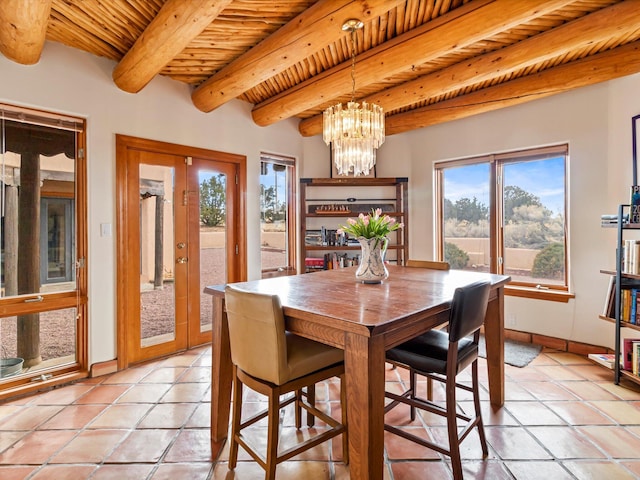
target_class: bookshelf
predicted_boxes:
[601,204,640,385]
[300,177,408,273]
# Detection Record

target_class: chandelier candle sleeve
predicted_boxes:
[323,101,385,176]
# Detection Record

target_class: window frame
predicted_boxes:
[259,153,297,277]
[435,144,572,302]
[0,103,88,398]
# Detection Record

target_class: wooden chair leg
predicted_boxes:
[266,388,280,480]
[306,384,316,427]
[229,367,242,470]
[410,369,416,421]
[295,388,302,429]
[340,374,349,464]
[446,376,463,480]
[472,360,488,457]
[427,377,433,401]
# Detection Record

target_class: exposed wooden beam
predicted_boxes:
[251,0,573,127]
[299,0,640,137]
[113,0,232,94]
[0,0,51,65]
[191,0,402,113]
[384,40,640,135]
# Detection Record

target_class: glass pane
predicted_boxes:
[199,171,226,334]
[139,164,176,347]
[442,163,490,271]
[260,162,289,271]
[1,120,76,297]
[503,157,566,285]
[1,308,77,378]
[42,198,74,284]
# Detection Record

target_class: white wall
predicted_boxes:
[1,42,304,365]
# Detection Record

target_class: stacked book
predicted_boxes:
[601,214,619,226]
[623,239,640,274]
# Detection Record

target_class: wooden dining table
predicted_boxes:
[205,265,510,480]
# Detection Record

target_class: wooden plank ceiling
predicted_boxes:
[1,0,639,136]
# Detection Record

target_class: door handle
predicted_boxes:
[176,257,188,264]
[24,295,44,303]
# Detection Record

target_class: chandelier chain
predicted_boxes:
[350,27,356,102]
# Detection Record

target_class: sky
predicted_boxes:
[443,156,565,215]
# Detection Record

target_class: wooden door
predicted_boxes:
[116,136,245,367]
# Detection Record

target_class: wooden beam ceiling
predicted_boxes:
[191,0,404,113]
[251,0,574,127]
[113,0,233,93]
[2,1,636,138]
[385,40,640,135]
[299,0,640,136]
[0,0,52,65]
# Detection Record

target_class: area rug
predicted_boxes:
[478,335,542,368]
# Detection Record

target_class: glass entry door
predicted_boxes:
[187,159,237,346]
[117,138,241,366]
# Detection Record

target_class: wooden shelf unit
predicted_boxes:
[601,204,640,386]
[300,177,409,273]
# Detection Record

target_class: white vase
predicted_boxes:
[355,236,389,284]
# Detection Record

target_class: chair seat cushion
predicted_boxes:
[286,332,344,382]
[386,329,477,375]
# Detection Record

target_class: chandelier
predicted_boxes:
[323,19,385,177]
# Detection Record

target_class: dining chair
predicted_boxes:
[406,259,450,270]
[384,280,490,480]
[224,285,348,480]
[401,259,451,399]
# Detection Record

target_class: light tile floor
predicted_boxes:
[1,346,640,479]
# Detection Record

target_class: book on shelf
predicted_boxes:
[305,257,324,269]
[305,228,348,247]
[631,185,640,223]
[623,338,640,371]
[634,342,640,375]
[603,276,615,318]
[588,353,616,369]
[621,239,640,274]
[601,275,640,322]
[601,213,629,226]
[601,214,618,226]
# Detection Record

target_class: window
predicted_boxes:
[260,154,296,277]
[435,145,568,298]
[0,103,87,394]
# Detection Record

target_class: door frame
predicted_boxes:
[115,135,247,370]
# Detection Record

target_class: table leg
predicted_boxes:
[484,286,505,406]
[344,332,386,480]
[211,295,233,442]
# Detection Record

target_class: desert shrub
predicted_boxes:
[531,242,564,279]
[444,242,469,269]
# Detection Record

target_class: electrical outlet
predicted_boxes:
[507,313,517,327]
